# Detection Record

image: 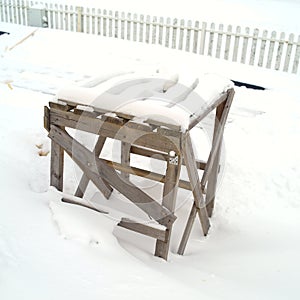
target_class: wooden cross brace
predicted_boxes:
[48,125,177,228]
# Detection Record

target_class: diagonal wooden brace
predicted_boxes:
[74,135,112,199]
[48,125,176,227]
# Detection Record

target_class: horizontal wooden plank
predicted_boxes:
[118,218,167,241]
[101,158,194,191]
[49,106,180,153]
[130,145,207,170]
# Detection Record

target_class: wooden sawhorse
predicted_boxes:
[44,87,234,260]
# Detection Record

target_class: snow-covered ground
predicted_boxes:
[1,17,300,300]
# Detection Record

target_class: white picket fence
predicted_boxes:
[1,0,300,75]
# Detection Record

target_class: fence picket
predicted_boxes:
[224,25,232,60]
[266,31,276,69]
[232,26,241,62]
[258,30,268,67]
[133,13,137,41]
[158,17,164,45]
[283,33,294,72]
[54,3,59,29]
[108,10,113,37]
[0,0,3,22]
[151,15,157,44]
[249,28,259,65]
[292,35,300,74]
[103,9,107,36]
[59,4,64,30]
[171,18,178,49]
[165,17,171,47]
[178,19,185,50]
[199,21,206,55]
[114,11,119,38]
[119,11,125,40]
[97,9,101,35]
[126,13,131,40]
[139,14,144,42]
[65,5,70,31]
[185,20,192,52]
[91,8,96,34]
[208,23,215,56]
[241,27,250,64]
[193,21,200,54]
[145,15,150,43]
[215,23,223,58]
[275,32,285,70]
[70,5,75,32]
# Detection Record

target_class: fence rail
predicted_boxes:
[1,0,300,74]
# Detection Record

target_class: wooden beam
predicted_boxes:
[61,197,108,214]
[101,158,193,191]
[49,107,180,153]
[74,135,112,199]
[188,92,228,130]
[177,203,198,255]
[50,139,64,191]
[48,125,176,227]
[155,151,182,260]
[130,145,207,170]
[182,132,210,235]
[201,88,235,188]
[121,141,131,180]
[118,218,167,241]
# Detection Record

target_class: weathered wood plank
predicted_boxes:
[48,126,176,226]
[155,151,182,260]
[50,139,64,191]
[182,132,210,235]
[49,107,179,153]
[121,141,131,180]
[74,135,112,199]
[130,146,207,170]
[201,88,235,188]
[62,197,108,214]
[177,202,197,255]
[188,92,228,130]
[205,99,226,217]
[118,218,166,241]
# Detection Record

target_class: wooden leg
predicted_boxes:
[206,142,221,217]
[50,140,64,191]
[121,141,131,180]
[177,203,197,255]
[183,133,210,235]
[202,89,235,216]
[75,135,112,199]
[155,152,181,260]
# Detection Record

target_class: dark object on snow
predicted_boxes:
[0,31,10,36]
[231,80,265,90]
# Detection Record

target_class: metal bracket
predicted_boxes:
[169,155,179,165]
